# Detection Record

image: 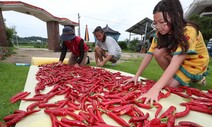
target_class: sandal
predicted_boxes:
[192,76,206,86]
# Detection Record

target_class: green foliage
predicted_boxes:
[5,27,15,47]
[128,37,141,52]
[86,42,95,51]
[189,14,212,41]
[0,47,16,60]
[118,41,128,50]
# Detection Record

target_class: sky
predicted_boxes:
[2,0,194,42]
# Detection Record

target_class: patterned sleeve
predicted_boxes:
[147,36,158,55]
[172,26,198,55]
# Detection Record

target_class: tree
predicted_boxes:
[4,19,16,47]
[118,41,128,50]
[188,15,212,42]
[6,26,15,47]
[128,37,141,52]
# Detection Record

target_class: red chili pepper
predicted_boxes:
[111,104,133,113]
[116,105,133,116]
[167,115,175,127]
[137,122,143,127]
[92,122,119,127]
[162,87,171,98]
[107,111,129,127]
[178,121,203,127]
[13,110,25,114]
[3,113,18,121]
[171,91,191,98]
[57,100,68,108]
[132,105,144,116]
[121,91,137,101]
[204,92,212,99]
[44,108,68,116]
[22,97,44,101]
[5,110,40,126]
[57,120,71,127]
[92,99,98,110]
[44,91,61,101]
[188,104,212,114]
[61,117,87,127]
[58,87,71,95]
[99,108,129,127]
[191,96,212,103]
[149,118,161,125]
[67,111,87,124]
[96,108,106,124]
[38,103,58,108]
[208,89,212,94]
[67,101,80,110]
[100,99,121,106]
[189,88,206,97]
[48,113,58,127]
[128,113,149,123]
[87,107,99,122]
[134,100,152,109]
[79,111,91,124]
[175,104,190,118]
[5,112,26,126]
[10,92,31,103]
[27,101,40,111]
[10,91,27,102]
[159,106,176,119]
[154,103,162,118]
[189,99,212,106]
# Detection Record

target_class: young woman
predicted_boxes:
[57,26,90,67]
[125,0,209,105]
[93,26,122,67]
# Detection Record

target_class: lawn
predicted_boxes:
[0,57,211,122]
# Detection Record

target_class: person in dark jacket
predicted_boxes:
[57,26,90,66]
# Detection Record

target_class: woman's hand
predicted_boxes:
[55,61,63,66]
[74,63,80,67]
[139,85,160,105]
[124,76,139,85]
[97,62,104,67]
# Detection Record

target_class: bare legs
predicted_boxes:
[94,46,106,64]
[153,48,172,70]
[153,48,180,87]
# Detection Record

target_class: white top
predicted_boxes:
[96,36,122,59]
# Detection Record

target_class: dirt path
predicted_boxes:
[2,48,145,64]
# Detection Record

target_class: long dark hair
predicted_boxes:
[93,26,106,42]
[153,0,199,52]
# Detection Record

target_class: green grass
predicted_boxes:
[0,57,211,122]
[0,62,29,122]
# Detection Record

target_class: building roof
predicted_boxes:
[184,0,212,19]
[0,1,78,26]
[126,17,154,35]
[103,24,120,35]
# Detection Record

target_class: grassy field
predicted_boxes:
[0,62,29,122]
[0,57,211,122]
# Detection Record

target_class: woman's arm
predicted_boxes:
[135,54,153,78]
[125,54,153,85]
[59,42,67,62]
[142,54,186,104]
[76,40,85,64]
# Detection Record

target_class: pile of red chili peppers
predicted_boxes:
[4,64,212,127]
